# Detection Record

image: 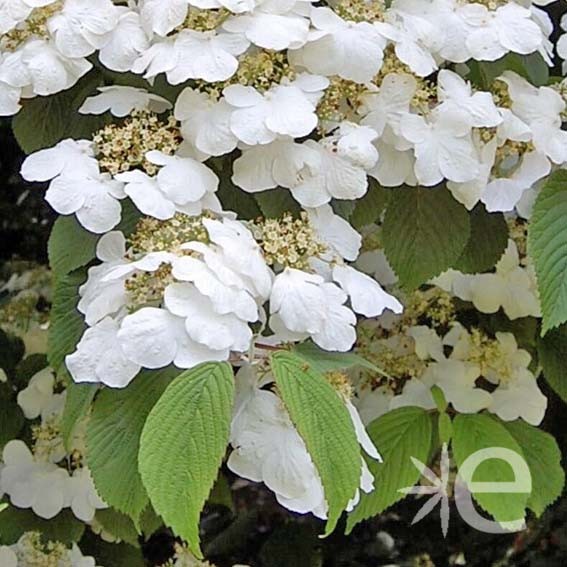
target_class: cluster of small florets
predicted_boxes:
[201,50,298,99]
[317,77,367,125]
[335,0,386,23]
[252,213,326,270]
[32,416,64,462]
[178,7,231,33]
[0,2,62,50]
[128,214,211,256]
[466,328,515,382]
[325,370,354,400]
[93,111,181,175]
[12,532,70,567]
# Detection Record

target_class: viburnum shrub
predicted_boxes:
[1,0,567,565]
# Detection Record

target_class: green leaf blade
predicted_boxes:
[454,205,508,274]
[346,407,434,533]
[270,352,362,535]
[382,186,470,289]
[528,170,567,334]
[86,367,178,524]
[139,362,234,557]
[452,414,529,523]
[503,420,564,517]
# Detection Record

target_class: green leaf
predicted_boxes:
[528,171,567,334]
[351,179,391,228]
[537,324,567,403]
[331,199,356,220]
[60,382,97,450]
[452,414,529,523]
[292,342,387,377]
[13,70,108,154]
[48,216,98,276]
[270,352,361,535]
[0,507,84,545]
[215,159,261,220]
[139,362,234,557]
[48,271,86,372]
[503,420,564,517]
[346,407,434,533]
[454,205,508,273]
[468,53,549,90]
[438,413,453,445]
[95,508,141,547]
[86,367,178,525]
[382,186,470,289]
[255,188,300,218]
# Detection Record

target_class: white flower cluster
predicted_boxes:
[0,0,122,115]
[10,0,566,221]
[0,532,98,567]
[352,240,546,428]
[66,211,401,388]
[0,367,107,521]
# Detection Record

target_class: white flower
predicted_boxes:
[332,265,403,318]
[377,10,443,77]
[400,108,479,185]
[224,74,328,145]
[116,151,220,220]
[66,468,107,522]
[434,240,540,320]
[117,307,230,370]
[499,71,567,165]
[459,2,544,61]
[16,367,56,420]
[228,365,379,519]
[0,74,21,116]
[489,368,547,426]
[78,232,129,326]
[138,0,190,37]
[79,86,172,118]
[290,7,386,83]
[422,359,492,414]
[481,151,551,213]
[306,204,361,262]
[289,123,378,207]
[232,138,319,193]
[270,268,356,352]
[21,139,95,181]
[67,318,141,388]
[21,139,125,233]
[98,8,150,72]
[0,440,70,520]
[0,39,91,97]
[223,1,311,50]
[47,0,120,58]
[360,73,417,138]
[164,282,253,352]
[436,69,502,129]
[175,88,238,157]
[132,29,249,84]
